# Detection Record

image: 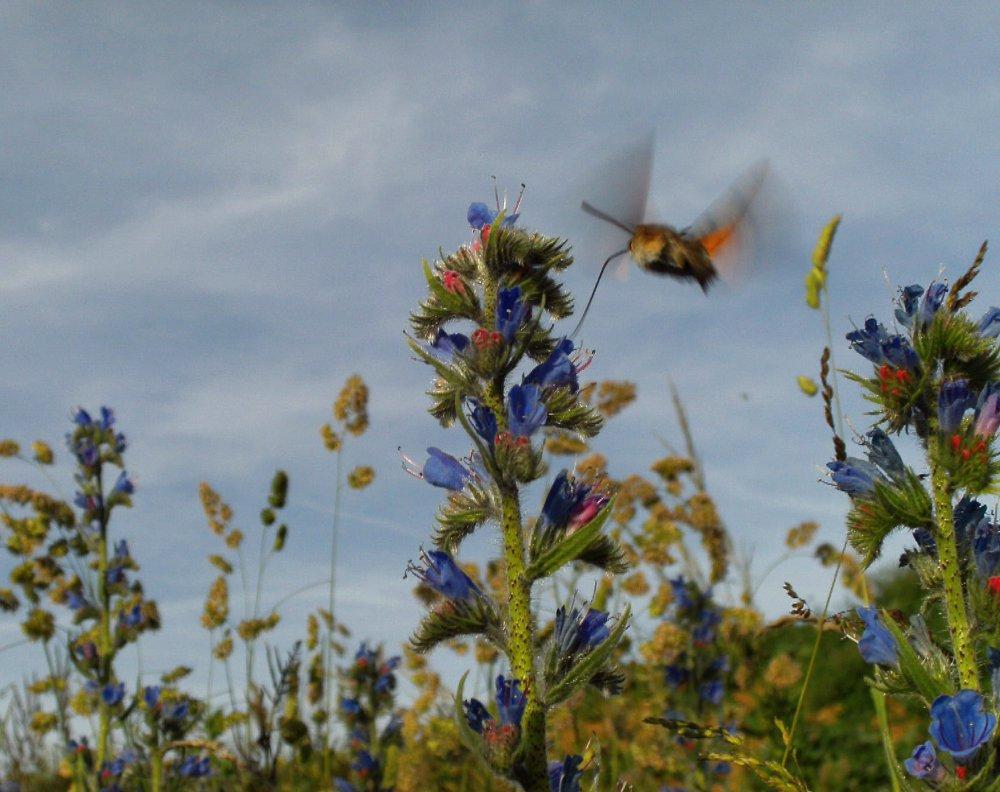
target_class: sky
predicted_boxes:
[1,2,998,704]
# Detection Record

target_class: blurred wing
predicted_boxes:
[687,160,771,284]
[580,131,655,232]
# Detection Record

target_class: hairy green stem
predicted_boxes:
[929,434,979,691]
[96,466,112,770]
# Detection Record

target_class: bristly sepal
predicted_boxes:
[410,259,484,340]
[526,501,625,580]
[846,471,933,567]
[543,387,604,438]
[410,596,505,654]
[543,605,630,706]
[432,484,500,553]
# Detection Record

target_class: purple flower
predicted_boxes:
[72,407,93,427]
[904,741,944,781]
[114,540,129,560]
[426,328,470,361]
[525,339,579,393]
[895,284,924,327]
[421,447,473,490]
[865,428,905,480]
[118,604,142,628]
[73,438,99,467]
[463,697,493,733]
[856,607,898,666]
[507,383,547,437]
[548,754,583,792]
[67,590,88,611]
[979,307,1000,338]
[975,382,1000,437]
[881,334,920,371]
[496,286,529,344]
[954,496,988,548]
[929,690,997,761]
[406,549,480,600]
[553,605,610,657]
[466,398,497,446]
[939,379,976,434]
[495,675,526,727]
[827,458,883,496]
[101,683,125,707]
[918,282,948,328]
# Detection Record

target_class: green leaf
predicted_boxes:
[545,605,630,706]
[879,610,951,704]
[410,596,505,654]
[525,501,614,581]
[453,671,496,776]
[870,687,911,792]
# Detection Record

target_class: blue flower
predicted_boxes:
[929,690,997,761]
[548,755,583,792]
[352,750,378,776]
[73,438,99,467]
[118,604,143,628]
[426,328,470,362]
[340,697,362,716]
[166,701,188,721]
[525,339,579,393]
[354,642,377,667]
[143,686,161,710]
[468,202,519,231]
[670,576,694,610]
[954,495,987,549]
[67,590,88,611]
[699,680,725,705]
[497,286,530,344]
[463,697,493,733]
[507,383,547,437]
[334,781,358,792]
[847,318,890,364]
[827,458,883,496]
[101,683,125,707]
[553,605,610,657]
[538,471,591,536]
[495,675,526,727]
[406,549,480,600]
[865,428,906,480]
[979,307,1000,338]
[973,520,1000,580]
[374,673,394,694]
[919,282,948,328]
[895,284,924,327]
[422,447,473,490]
[856,607,898,666]
[112,472,134,495]
[177,756,211,778]
[466,398,497,446]
[912,528,937,556]
[881,335,920,371]
[73,407,93,427]
[692,610,721,646]
[99,407,115,430]
[114,540,129,560]
[664,664,689,689]
[939,379,975,434]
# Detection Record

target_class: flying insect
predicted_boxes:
[572,135,771,338]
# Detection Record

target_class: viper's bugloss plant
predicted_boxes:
[829,241,1000,786]
[333,642,403,791]
[404,196,631,790]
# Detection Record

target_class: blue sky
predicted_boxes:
[1,2,998,700]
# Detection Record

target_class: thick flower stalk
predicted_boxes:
[405,197,630,790]
[832,242,1000,785]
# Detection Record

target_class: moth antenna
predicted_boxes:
[513,182,526,214]
[569,248,628,340]
[581,202,634,234]
[492,175,500,212]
